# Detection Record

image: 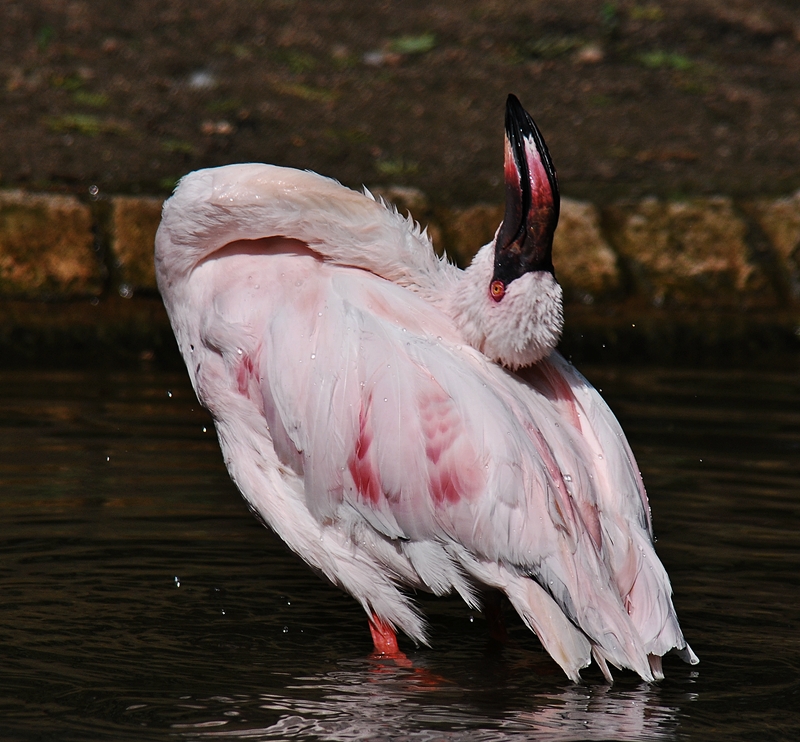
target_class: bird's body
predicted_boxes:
[156,97,696,682]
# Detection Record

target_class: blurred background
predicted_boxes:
[2,0,799,206]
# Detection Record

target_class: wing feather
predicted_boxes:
[157,163,696,680]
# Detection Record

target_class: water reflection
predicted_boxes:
[176,661,688,741]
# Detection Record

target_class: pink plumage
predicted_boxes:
[155,95,697,682]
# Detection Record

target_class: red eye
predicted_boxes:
[490,280,505,302]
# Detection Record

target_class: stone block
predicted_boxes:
[438,199,620,302]
[442,203,504,267]
[369,185,444,256]
[0,191,101,297]
[747,190,800,298]
[554,198,620,302]
[110,196,164,294]
[605,196,770,307]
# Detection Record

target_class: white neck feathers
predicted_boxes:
[448,243,563,369]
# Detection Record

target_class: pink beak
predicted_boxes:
[492,94,560,289]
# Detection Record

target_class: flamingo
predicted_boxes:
[155,94,697,682]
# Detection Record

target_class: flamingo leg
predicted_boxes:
[366,613,450,687]
[368,613,401,655]
[483,590,509,644]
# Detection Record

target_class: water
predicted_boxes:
[1,362,799,741]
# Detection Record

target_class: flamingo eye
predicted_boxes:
[490,280,506,302]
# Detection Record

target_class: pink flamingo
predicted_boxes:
[155,95,697,682]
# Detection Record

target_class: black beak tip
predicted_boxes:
[504,94,529,136]
[493,94,560,285]
[504,94,558,196]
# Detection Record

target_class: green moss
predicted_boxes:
[389,33,437,55]
[72,91,110,108]
[638,50,694,71]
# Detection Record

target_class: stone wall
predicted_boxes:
[2,187,799,310]
[1,187,798,364]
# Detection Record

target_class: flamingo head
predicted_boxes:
[453,94,563,369]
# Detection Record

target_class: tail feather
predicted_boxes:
[592,646,615,683]
[451,549,592,681]
[504,577,592,682]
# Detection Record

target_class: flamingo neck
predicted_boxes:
[447,243,563,369]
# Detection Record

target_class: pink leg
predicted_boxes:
[368,613,401,655]
[366,613,447,683]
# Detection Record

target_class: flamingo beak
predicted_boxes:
[492,94,560,293]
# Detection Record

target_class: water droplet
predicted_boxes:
[318,312,323,316]
[383,397,388,402]
[202,427,207,433]
[598,454,604,460]
[106,456,110,462]
[563,474,572,482]
[287,600,291,606]
[88,184,100,199]
[310,353,316,359]
[237,348,243,355]
[282,626,289,633]
[167,390,173,398]
[221,609,226,615]
[119,283,133,299]
[469,615,474,623]
[174,576,180,587]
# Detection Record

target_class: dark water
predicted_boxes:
[1,362,798,741]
